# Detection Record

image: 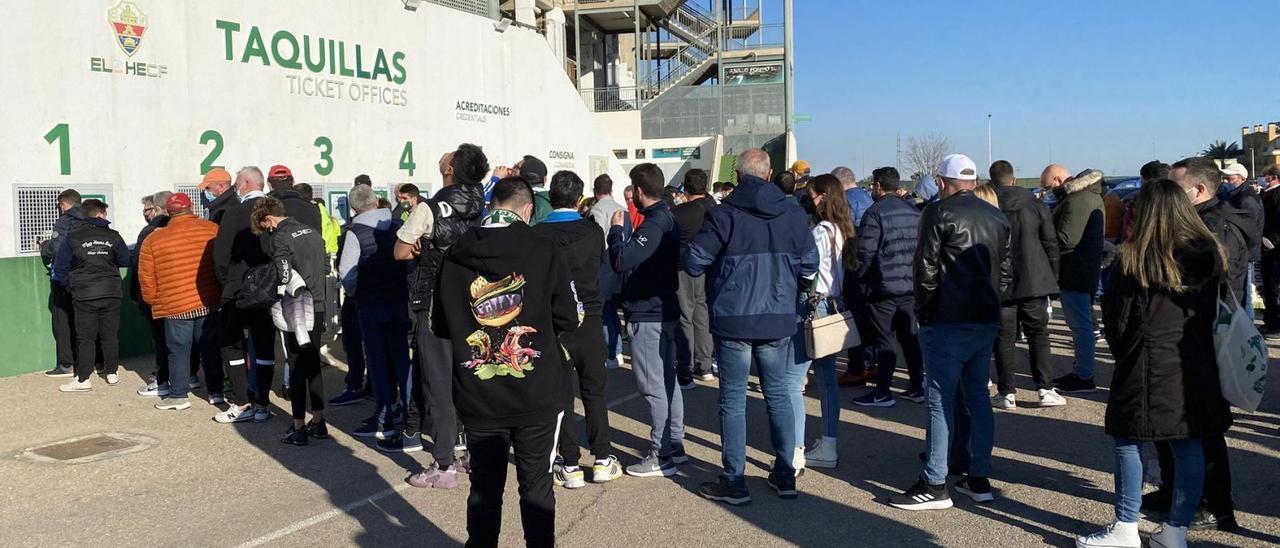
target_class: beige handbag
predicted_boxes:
[804,297,860,359]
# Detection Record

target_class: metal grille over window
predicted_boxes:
[16,186,62,255]
[175,185,207,219]
[426,0,490,18]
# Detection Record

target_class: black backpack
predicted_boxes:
[236,262,280,310]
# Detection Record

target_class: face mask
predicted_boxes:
[202,190,217,205]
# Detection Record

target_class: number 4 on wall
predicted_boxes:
[400,141,416,177]
[44,123,71,175]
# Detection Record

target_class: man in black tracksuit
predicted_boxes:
[533,171,620,488]
[671,169,717,386]
[989,161,1061,408]
[390,144,486,480]
[1261,165,1280,338]
[53,199,129,391]
[434,177,579,548]
[1155,157,1255,531]
[212,167,277,422]
[41,189,90,377]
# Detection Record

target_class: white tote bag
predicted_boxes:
[1213,289,1269,412]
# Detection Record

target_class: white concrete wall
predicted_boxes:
[0,0,630,256]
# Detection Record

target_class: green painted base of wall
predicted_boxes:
[0,257,154,378]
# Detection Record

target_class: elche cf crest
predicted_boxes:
[107,1,148,57]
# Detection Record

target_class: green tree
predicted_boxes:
[1201,140,1242,160]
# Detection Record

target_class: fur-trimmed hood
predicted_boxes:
[1058,169,1104,197]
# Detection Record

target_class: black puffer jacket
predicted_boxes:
[855,194,919,301]
[1221,183,1263,262]
[408,183,485,312]
[994,185,1059,301]
[1197,197,1258,300]
[1053,170,1106,293]
[1102,241,1232,440]
[914,190,1013,326]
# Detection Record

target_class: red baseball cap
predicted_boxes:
[165,192,194,214]
[268,165,293,180]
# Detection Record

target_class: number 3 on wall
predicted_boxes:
[314,136,334,176]
[199,130,223,175]
[44,123,71,175]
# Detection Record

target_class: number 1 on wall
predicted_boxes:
[44,123,70,175]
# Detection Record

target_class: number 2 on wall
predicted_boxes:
[314,136,334,176]
[44,123,71,175]
[199,130,224,175]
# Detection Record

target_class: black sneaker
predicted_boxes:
[953,475,994,503]
[767,470,798,499]
[282,426,309,446]
[1053,373,1097,393]
[1140,489,1172,513]
[698,478,751,506]
[306,419,329,440]
[889,478,952,510]
[44,366,74,378]
[900,387,926,403]
[1216,512,1239,533]
[853,391,896,408]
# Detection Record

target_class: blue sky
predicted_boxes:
[792,0,1280,179]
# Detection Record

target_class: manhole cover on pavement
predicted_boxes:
[17,432,157,464]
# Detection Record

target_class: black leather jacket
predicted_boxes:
[408,183,485,311]
[914,190,1013,326]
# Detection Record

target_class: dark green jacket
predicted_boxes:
[1052,170,1105,293]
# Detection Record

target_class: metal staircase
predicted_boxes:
[639,2,720,100]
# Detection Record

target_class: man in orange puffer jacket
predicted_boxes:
[139,193,222,411]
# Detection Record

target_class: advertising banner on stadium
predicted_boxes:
[0,0,627,257]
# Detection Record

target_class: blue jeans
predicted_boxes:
[340,296,366,391]
[1114,437,1203,526]
[789,299,839,444]
[1059,291,1096,379]
[602,296,622,358]
[165,315,215,400]
[920,323,998,485]
[358,298,412,425]
[1243,265,1257,321]
[716,337,795,481]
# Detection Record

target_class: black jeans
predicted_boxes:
[284,327,325,421]
[142,304,170,384]
[675,271,714,379]
[73,298,121,382]
[50,283,77,370]
[340,296,367,391]
[1156,433,1234,517]
[558,314,611,466]
[411,310,459,468]
[867,295,924,393]
[993,297,1053,395]
[466,419,558,548]
[1263,252,1280,329]
[217,302,276,406]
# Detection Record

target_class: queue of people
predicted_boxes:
[38,144,1261,548]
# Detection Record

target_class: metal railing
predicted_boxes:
[722,23,781,52]
[579,86,644,112]
[638,3,720,99]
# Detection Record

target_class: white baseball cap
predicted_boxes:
[938,154,978,181]
[1221,163,1248,179]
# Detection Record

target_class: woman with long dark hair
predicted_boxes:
[787,174,857,473]
[1077,179,1232,548]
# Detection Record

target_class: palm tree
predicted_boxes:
[1202,140,1242,160]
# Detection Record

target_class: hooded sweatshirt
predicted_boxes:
[1052,170,1106,293]
[685,174,819,340]
[433,219,579,429]
[533,209,603,317]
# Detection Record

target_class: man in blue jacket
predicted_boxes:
[685,148,819,506]
[608,163,686,479]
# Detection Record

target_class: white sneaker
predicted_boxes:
[213,405,255,424]
[105,373,120,385]
[1075,521,1140,547]
[1148,523,1188,548]
[138,382,170,397]
[1039,388,1067,407]
[59,379,91,392]
[991,393,1016,410]
[804,437,838,468]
